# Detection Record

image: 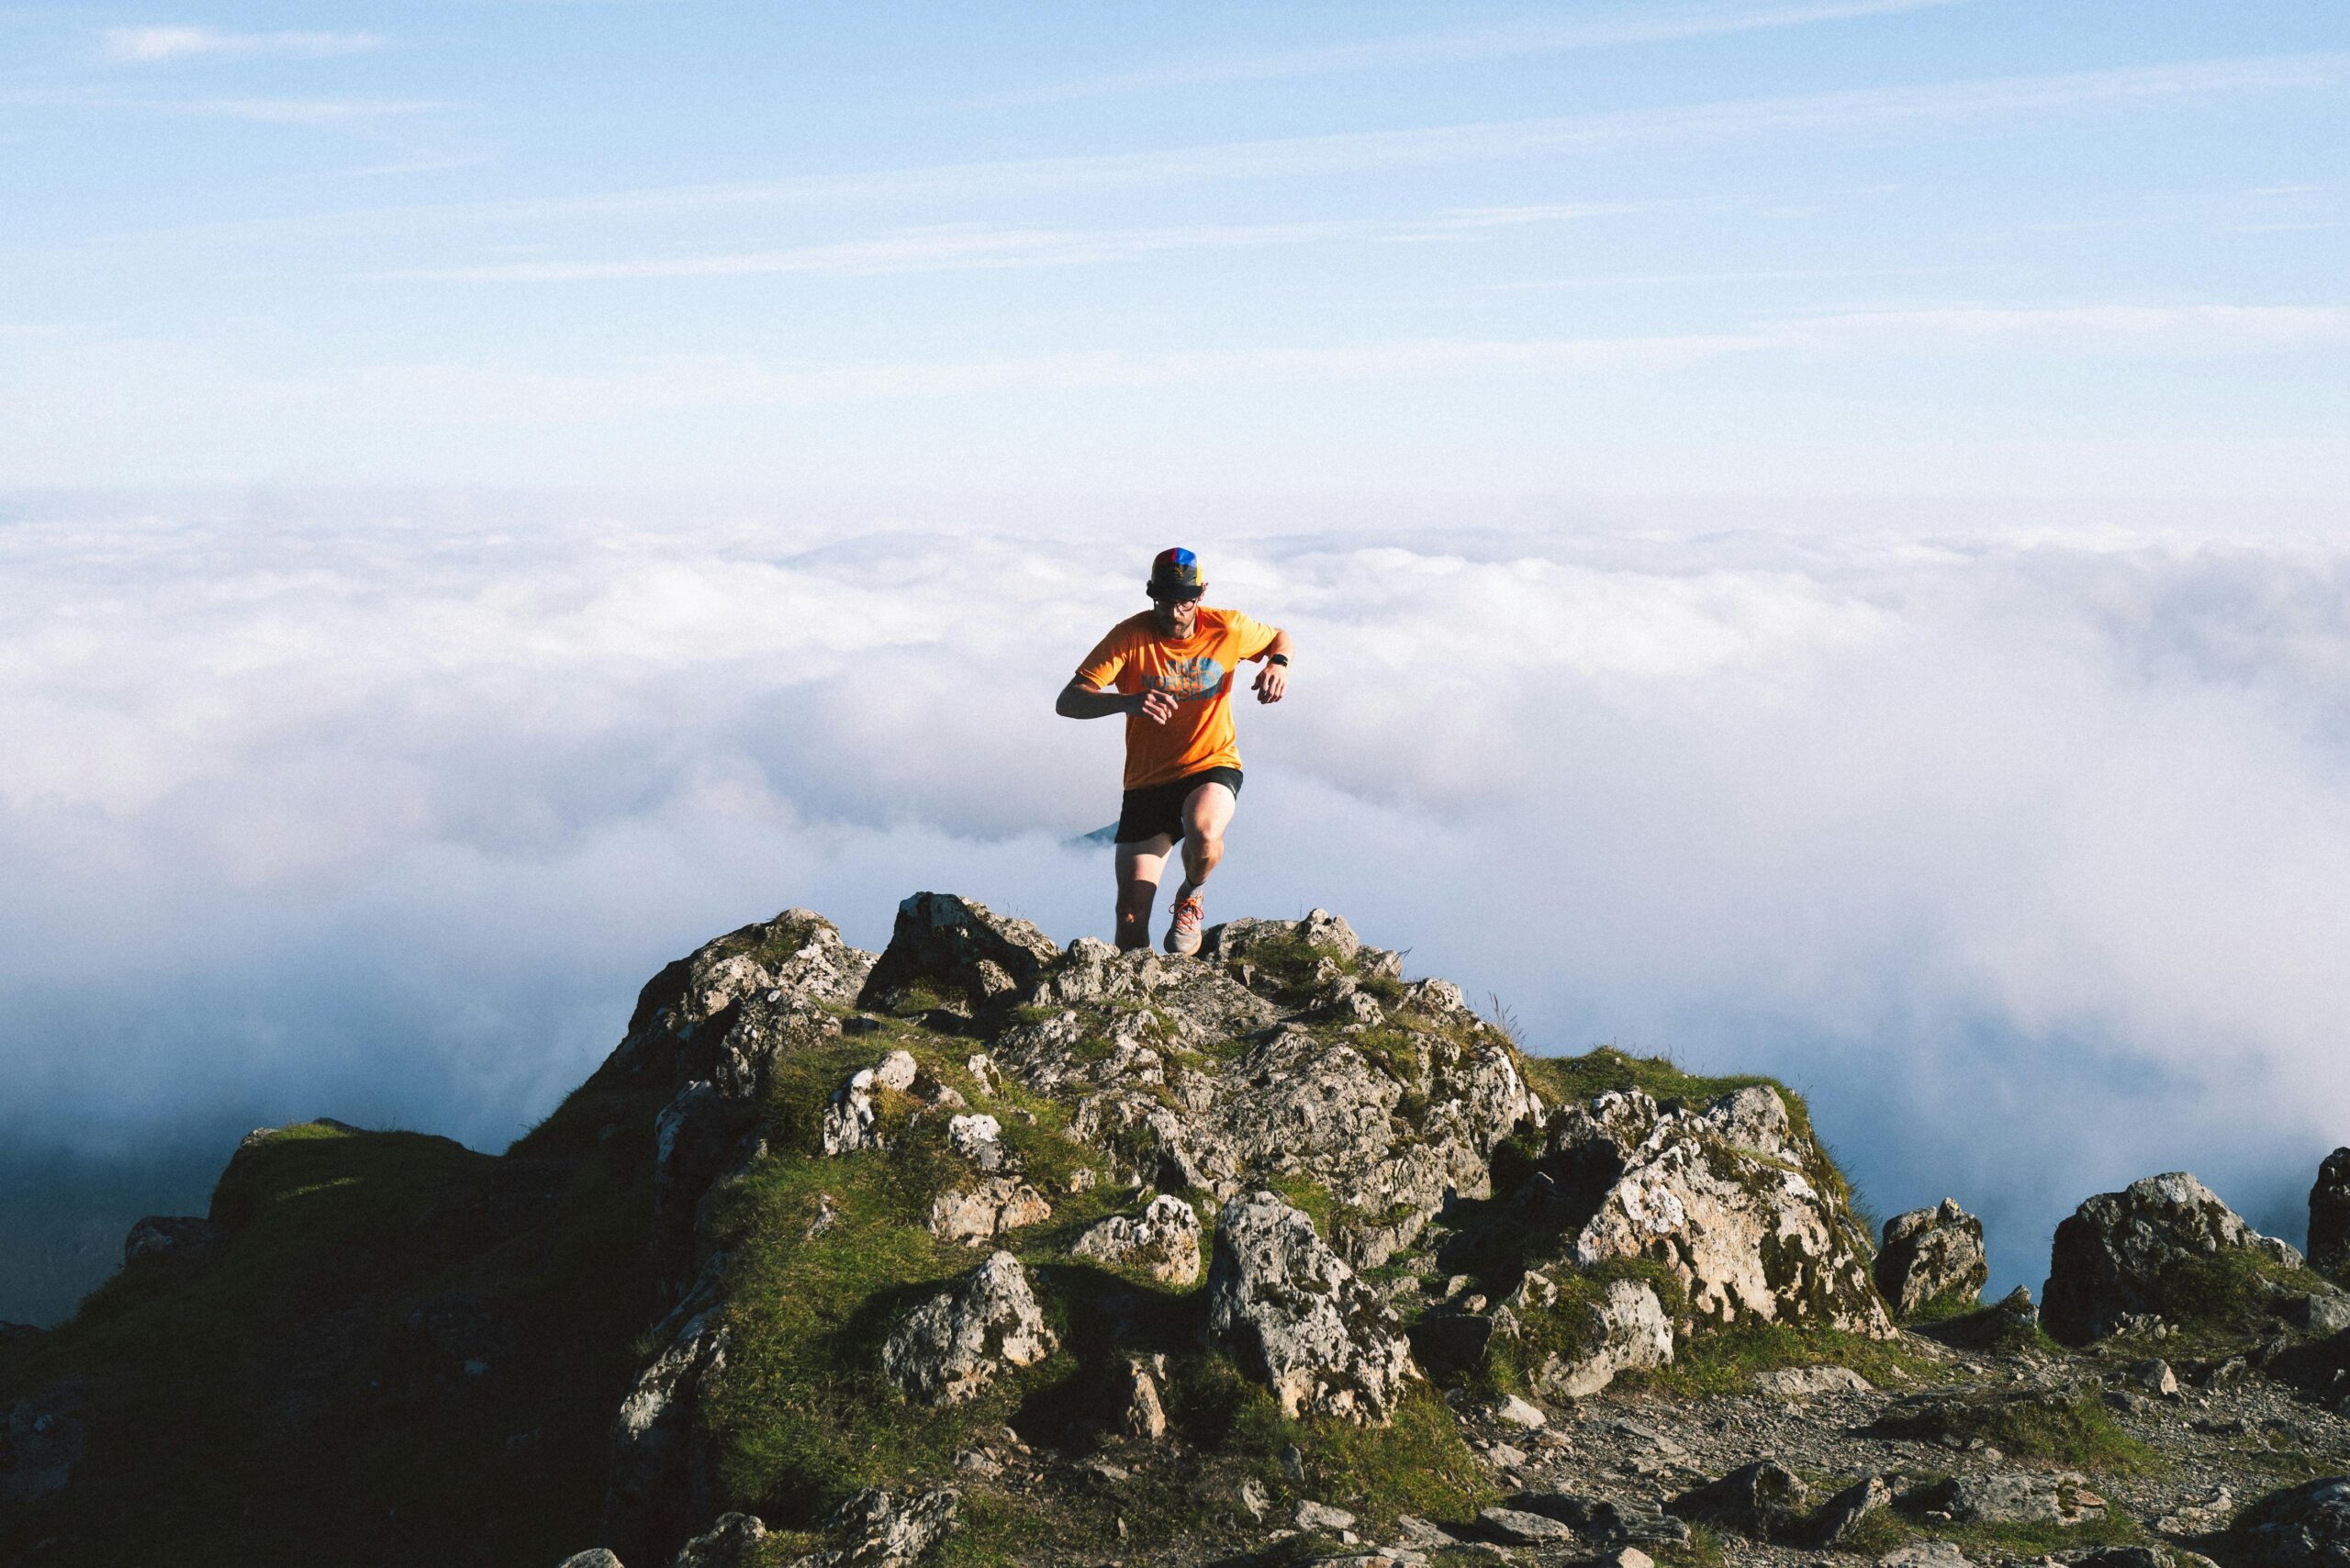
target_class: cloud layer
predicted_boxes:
[3,497,2346,1319]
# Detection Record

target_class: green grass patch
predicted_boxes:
[1622,1320,1946,1399]
[1873,1387,2160,1474]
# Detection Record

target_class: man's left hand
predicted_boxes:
[1253,662,1286,704]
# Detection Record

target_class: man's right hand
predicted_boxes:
[1133,689,1178,724]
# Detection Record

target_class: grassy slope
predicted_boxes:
[0,1105,655,1568]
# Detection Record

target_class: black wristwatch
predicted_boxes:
[1267,653,1289,666]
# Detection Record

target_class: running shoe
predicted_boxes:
[1164,893,1204,956]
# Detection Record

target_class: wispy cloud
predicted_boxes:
[339,53,2350,228]
[176,97,443,128]
[101,25,386,63]
[387,206,1652,283]
[990,0,1974,106]
[1799,303,2350,352]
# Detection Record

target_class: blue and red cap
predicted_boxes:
[1147,546,1205,601]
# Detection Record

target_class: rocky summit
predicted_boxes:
[6,895,2350,1568]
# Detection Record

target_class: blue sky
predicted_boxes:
[2,0,2344,491]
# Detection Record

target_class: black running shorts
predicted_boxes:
[1113,767,1243,846]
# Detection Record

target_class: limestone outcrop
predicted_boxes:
[1874,1198,1989,1317]
[2311,1149,2350,1280]
[2042,1171,2311,1344]
[1070,1193,1204,1285]
[880,1251,1057,1406]
[1541,1087,1893,1337]
[1204,1191,1419,1425]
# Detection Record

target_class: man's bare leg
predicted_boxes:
[1172,782,1237,904]
[1113,834,1174,951]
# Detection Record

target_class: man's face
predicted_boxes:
[1151,594,1200,637]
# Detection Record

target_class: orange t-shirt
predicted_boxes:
[1075,607,1280,790]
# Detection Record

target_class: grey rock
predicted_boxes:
[1528,1278,1674,1399]
[1670,1461,1810,1540]
[1755,1364,1873,1400]
[857,892,1059,1013]
[556,1552,626,1568]
[2291,1293,2350,1338]
[1117,1359,1167,1441]
[2043,1171,2301,1344]
[1297,1499,1359,1531]
[1237,1476,1270,1520]
[1809,1474,1894,1547]
[821,1053,919,1156]
[2314,1151,2350,1279]
[1551,1087,1894,1337]
[788,1487,959,1568]
[1071,1193,1203,1285]
[2232,1476,2350,1568]
[1876,1198,1989,1317]
[946,1114,1004,1170]
[1944,1471,2106,1526]
[1879,1546,1973,1568]
[122,1214,226,1266]
[618,911,874,1089]
[605,1310,731,1562]
[1205,1191,1418,1425]
[881,1251,1056,1405]
[671,1512,765,1568]
[2126,1358,2180,1397]
[925,1178,1052,1247]
[1494,1394,1545,1428]
[1501,1491,1690,1547]
[1479,1506,1578,1544]
[0,1378,87,1506]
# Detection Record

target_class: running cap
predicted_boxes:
[1147,545,1205,601]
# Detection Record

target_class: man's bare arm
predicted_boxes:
[1058,678,1177,724]
[1251,628,1292,704]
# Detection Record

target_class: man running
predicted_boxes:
[1057,547,1292,955]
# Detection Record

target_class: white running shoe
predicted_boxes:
[1164,893,1204,956]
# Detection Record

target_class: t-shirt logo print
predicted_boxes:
[1151,655,1226,702]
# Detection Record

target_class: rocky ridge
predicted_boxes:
[6,894,2350,1568]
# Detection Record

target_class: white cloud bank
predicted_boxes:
[3,498,2346,1306]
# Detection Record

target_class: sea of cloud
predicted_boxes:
[4,491,2345,1321]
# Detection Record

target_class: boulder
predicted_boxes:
[1500,1491,1690,1548]
[556,1552,625,1568]
[605,1310,732,1563]
[1548,1087,1893,1337]
[2042,1171,2304,1344]
[671,1513,765,1568]
[618,911,873,1090]
[820,1053,918,1156]
[946,1114,1005,1171]
[1,1377,87,1506]
[1669,1461,1809,1540]
[1809,1474,1894,1547]
[1480,1507,1577,1545]
[1754,1364,1872,1400]
[1942,1471,2107,1527]
[1070,1194,1203,1285]
[785,1487,959,1568]
[2232,1476,2350,1568]
[1205,1191,1419,1425]
[1875,1199,1988,1317]
[925,1178,1052,1247]
[2313,1151,2350,1280]
[1528,1278,1675,1399]
[122,1214,226,1267]
[1117,1359,1168,1440]
[881,1251,1056,1406]
[857,892,1059,1013]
